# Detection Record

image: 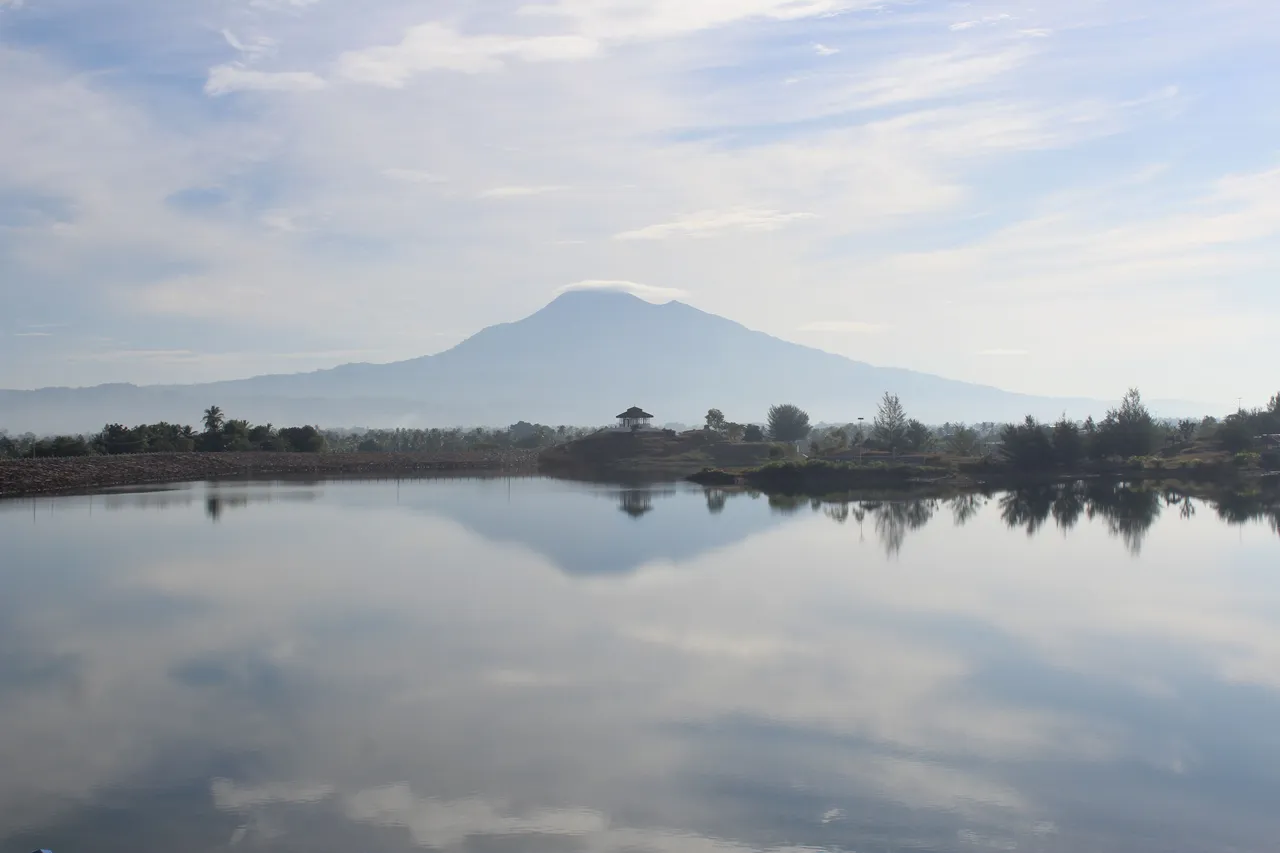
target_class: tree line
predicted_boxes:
[702,389,1280,468]
[0,406,593,459]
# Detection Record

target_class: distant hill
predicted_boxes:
[0,290,1187,434]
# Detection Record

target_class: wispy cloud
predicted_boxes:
[382,169,447,184]
[813,43,840,56]
[337,23,599,86]
[204,65,326,95]
[518,0,891,41]
[221,30,277,61]
[615,208,816,240]
[978,348,1029,357]
[478,185,565,198]
[841,46,1034,109]
[554,280,687,302]
[799,321,887,334]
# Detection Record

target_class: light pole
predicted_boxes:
[857,417,865,463]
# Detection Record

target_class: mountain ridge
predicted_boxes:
[1,290,1194,433]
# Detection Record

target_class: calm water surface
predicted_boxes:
[2,477,1279,853]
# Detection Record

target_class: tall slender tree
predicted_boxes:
[872,392,908,453]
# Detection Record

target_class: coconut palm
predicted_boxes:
[202,406,225,433]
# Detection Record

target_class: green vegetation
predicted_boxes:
[767,403,811,442]
[0,408,592,460]
[872,392,908,452]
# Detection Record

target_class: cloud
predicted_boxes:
[382,169,447,184]
[204,65,326,95]
[221,30,277,61]
[345,788,607,850]
[950,21,978,31]
[799,321,886,334]
[553,280,687,302]
[841,46,1034,109]
[337,23,600,86]
[518,0,890,41]
[212,779,335,811]
[978,348,1030,357]
[813,43,840,56]
[478,185,566,198]
[615,208,817,240]
[14,331,53,337]
[248,0,321,9]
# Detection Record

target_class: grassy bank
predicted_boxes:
[538,429,784,478]
[0,450,540,498]
[690,456,1276,495]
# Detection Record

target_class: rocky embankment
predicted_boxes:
[0,451,540,497]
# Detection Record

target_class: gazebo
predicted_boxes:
[616,406,654,430]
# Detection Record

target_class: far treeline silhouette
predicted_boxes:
[2,390,1278,467]
[711,389,1280,470]
[0,405,594,459]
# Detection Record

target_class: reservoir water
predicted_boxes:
[1,477,1278,852]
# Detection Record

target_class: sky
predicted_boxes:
[0,0,1277,408]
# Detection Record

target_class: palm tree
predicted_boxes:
[202,406,225,434]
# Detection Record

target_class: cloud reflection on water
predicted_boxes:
[0,478,1278,852]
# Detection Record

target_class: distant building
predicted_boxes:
[616,406,655,431]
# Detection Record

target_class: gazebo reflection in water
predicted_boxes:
[618,490,655,518]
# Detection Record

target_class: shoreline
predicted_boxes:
[0,451,540,498]
[688,460,1278,495]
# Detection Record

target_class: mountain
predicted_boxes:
[2,290,1147,434]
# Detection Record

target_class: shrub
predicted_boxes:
[1233,452,1261,468]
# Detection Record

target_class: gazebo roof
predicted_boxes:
[617,406,654,419]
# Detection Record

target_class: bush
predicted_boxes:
[1233,451,1262,468]
[768,445,786,460]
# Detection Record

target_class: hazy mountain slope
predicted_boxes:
[3,290,1140,434]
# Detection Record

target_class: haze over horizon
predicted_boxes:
[2,0,1277,409]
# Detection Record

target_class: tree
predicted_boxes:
[202,405,225,434]
[1176,419,1198,442]
[767,404,811,442]
[705,408,727,434]
[904,419,934,452]
[1216,413,1255,453]
[725,423,746,443]
[1094,388,1159,459]
[222,419,253,452]
[1001,416,1055,470]
[743,424,766,442]
[1052,416,1084,467]
[279,425,326,453]
[946,424,981,456]
[872,392,908,453]
[1271,392,1280,416]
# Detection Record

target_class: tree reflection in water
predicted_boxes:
[873,499,938,557]
[707,479,1278,555]
[948,493,987,527]
[705,489,727,515]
